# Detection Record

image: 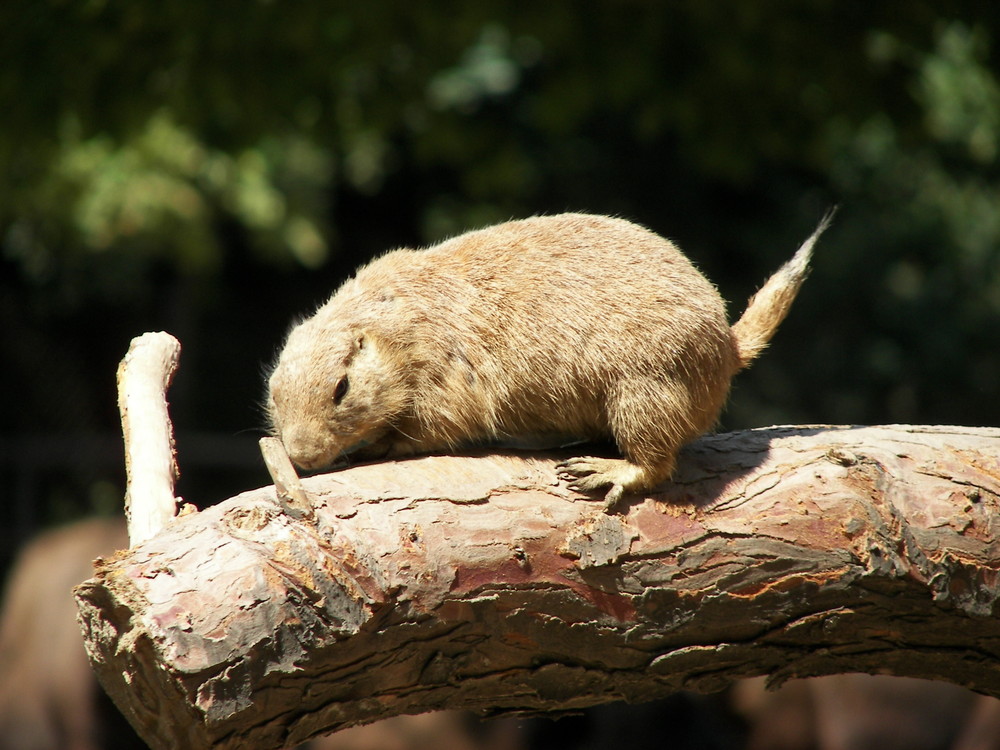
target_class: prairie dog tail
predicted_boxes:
[731,210,835,368]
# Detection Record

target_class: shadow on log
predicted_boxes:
[75,424,1000,750]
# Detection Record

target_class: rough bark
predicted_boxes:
[75,424,1000,750]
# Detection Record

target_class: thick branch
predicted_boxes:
[116,331,181,545]
[76,425,1000,750]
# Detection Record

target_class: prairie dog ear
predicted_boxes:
[349,330,384,368]
[353,330,393,355]
[344,332,367,362]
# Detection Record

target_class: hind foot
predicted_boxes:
[557,457,658,513]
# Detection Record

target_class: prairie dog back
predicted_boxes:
[267,212,829,510]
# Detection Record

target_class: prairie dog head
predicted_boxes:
[267,320,410,471]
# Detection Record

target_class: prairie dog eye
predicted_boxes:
[332,375,349,405]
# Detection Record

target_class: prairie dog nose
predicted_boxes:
[281,425,329,471]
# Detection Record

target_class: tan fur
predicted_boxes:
[731,211,833,366]
[267,212,830,510]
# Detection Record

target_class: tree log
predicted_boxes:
[75,425,1000,750]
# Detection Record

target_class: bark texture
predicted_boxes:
[75,425,1000,750]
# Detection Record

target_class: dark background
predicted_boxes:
[2,2,998,572]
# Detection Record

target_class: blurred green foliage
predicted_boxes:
[1,2,998,536]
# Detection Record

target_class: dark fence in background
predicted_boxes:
[0,432,265,572]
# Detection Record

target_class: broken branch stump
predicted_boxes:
[75,424,1000,750]
[116,331,181,546]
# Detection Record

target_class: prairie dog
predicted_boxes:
[267,212,831,511]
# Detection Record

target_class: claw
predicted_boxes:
[556,458,597,477]
[558,455,648,513]
[602,484,624,513]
